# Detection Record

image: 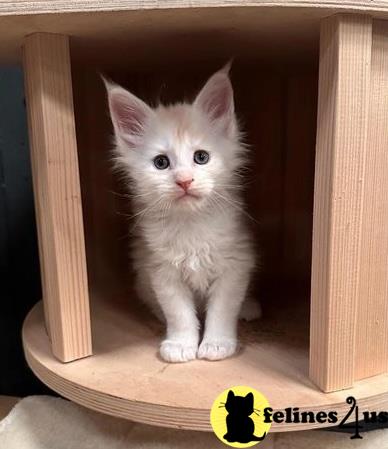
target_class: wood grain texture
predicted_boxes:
[2,1,388,66]
[23,298,388,432]
[23,33,92,362]
[310,15,372,392]
[0,7,321,66]
[4,0,388,16]
[356,20,388,380]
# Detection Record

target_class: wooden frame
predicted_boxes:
[310,14,372,392]
[23,19,388,382]
[23,33,92,362]
[13,2,388,431]
[310,14,388,392]
[355,20,388,381]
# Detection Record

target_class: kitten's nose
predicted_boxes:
[176,179,193,192]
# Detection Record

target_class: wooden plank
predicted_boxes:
[310,14,372,392]
[4,0,388,17]
[4,2,388,67]
[0,6,378,67]
[23,33,92,362]
[355,20,388,380]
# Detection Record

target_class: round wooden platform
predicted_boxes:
[23,297,388,432]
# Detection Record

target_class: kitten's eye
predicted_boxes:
[153,155,170,170]
[194,150,210,165]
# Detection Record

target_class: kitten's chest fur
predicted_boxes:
[163,227,219,292]
[137,212,237,293]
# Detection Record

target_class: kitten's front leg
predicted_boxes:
[198,269,250,361]
[151,269,199,363]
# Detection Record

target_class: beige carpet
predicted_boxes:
[0,396,387,448]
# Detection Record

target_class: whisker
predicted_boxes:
[129,197,165,233]
[207,195,226,218]
[213,191,260,225]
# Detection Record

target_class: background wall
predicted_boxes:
[0,67,47,396]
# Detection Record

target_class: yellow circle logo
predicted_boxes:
[210,386,271,447]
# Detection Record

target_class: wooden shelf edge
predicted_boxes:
[3,1,388,18]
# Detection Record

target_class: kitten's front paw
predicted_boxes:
[160,339,197,363]
[197,339,238,361]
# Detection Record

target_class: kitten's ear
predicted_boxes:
[245,392,254,407]
[227,390,235,401]
[103,77,154,147]
[194,63,236,137]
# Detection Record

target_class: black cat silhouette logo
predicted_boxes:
[210,386,272,447]
[224,391,267,443]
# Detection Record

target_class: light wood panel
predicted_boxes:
[0,7,322,68]
[310,15,372,392]
[2,1,388,66]
[356,20,388,380]
[4,0,388,16]
[23,298,388,432]
[2,0,388,65]
[23,33,92,362]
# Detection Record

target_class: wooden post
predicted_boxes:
[356,21,388,380]
[310,15,372,392]
[23,33,92,362]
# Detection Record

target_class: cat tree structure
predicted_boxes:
[2,0,388,433]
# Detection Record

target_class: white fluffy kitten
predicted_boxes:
[105,65,261,363]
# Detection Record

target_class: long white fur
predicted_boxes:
[104,66,260,363]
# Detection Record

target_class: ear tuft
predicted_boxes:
[219,59,233,74]
[103,77,153,147]
[194,64,236,137]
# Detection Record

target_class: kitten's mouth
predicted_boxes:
[177,191,201,200]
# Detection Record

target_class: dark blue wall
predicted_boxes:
[0,67,47,395]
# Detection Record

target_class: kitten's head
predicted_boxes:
[225,390,254,416]
[105,65,245,214]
